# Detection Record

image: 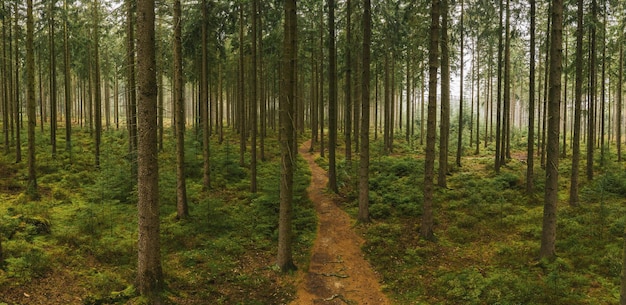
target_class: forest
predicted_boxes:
[0,0,625,304]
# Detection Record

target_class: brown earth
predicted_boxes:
[291,140,391,305]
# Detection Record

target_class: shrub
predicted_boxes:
[5,247,52,280]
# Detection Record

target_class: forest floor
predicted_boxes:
[291,140,391,305]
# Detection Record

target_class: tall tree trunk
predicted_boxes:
[502,0,511,163]
[250,0,258,193]
[345,0,352,162]
[63,0,72,155]
[14,0,21,163]
[562,34,568,158]
[238,4,246,166]
[475,45,480,155]
[328,0,338,193]
[358,0,371,223]
[49,0,58,156]
[617,42,623,162]
[158,71,163,150]
[599,3,606,164]
[569,0,584,206]
[310,57,318,152]
[26,0,37,197]
[258,1,265,160]
[278,0,297,272]
[527,0,536,194]
[201,0,211,190]
[319,10,325,158]
[586,0,597,180]
[541,16,550,169]
[127,0,138,179]
[421,0,440,241]
[540,0,562,260]
[494,0,504,173]
[456,0,464,167]
[136,0,163,300]
[93,0,102,168]
[384,56,390,153]
[174,0,188,219]
[438,0,450,188]
[2,2,9,155]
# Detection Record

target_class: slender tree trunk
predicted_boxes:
[562,34,568,158]
[93,0,102,168]
[136,0,163,300]
[420,61,425,146]
[600,3,606,164]
[14,0,21,164]
[421,0,440,241]
[127,0,138,179]
[49,0,58,156]
[174,0,188,219]
[384,56,390,153]
[494,0,504,173]
[617,42,623,162]
[238,5,246,167]
[527,0,536,194]
[319,11,325,158]
[201,0,211,190]
[310,58,318,152]
[26,0,37,197]
[502,0,511,164]
[540,0,562,260]
[456,0,464,167]
[438,0,450,188]
[475,45,481,155]
[587,0,597,180]
[64,0,72,155]
[158,71,163,150]
[569,0,584,206]
[328,0,338,193]
[345,0,352,162]
[2,3,9,156]
[250,0,258,193]
[358,0,371,223]
[258,1,265,160]
[278,0,297,272]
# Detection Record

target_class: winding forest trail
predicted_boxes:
[292,140,391,305]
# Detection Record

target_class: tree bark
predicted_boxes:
[93,0,102,168]
[421,0,440,241]
[344,0,352,162]
[278,0,297,273]
[201,0,211,190]
[174,0,188,219]
[358,0,371,223]
[136,0,163,300]
[456,0,464,168]
[328,0,338,193]
[251,0,258,193]
[526,0,536,194]
[49,0,58,157]
[569,0,584,207]
[438,0,450,188]
[63,0,72,155]
[26,0,37,197]
[127,0,138,179]
[540,0,563,260]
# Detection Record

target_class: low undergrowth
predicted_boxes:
[332,135,626,305]
[0,128,315,304]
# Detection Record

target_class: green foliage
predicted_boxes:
[5,247,51,280]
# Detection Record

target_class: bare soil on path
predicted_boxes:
[291,140,391,305]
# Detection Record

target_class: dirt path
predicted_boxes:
[291,140,391,305]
